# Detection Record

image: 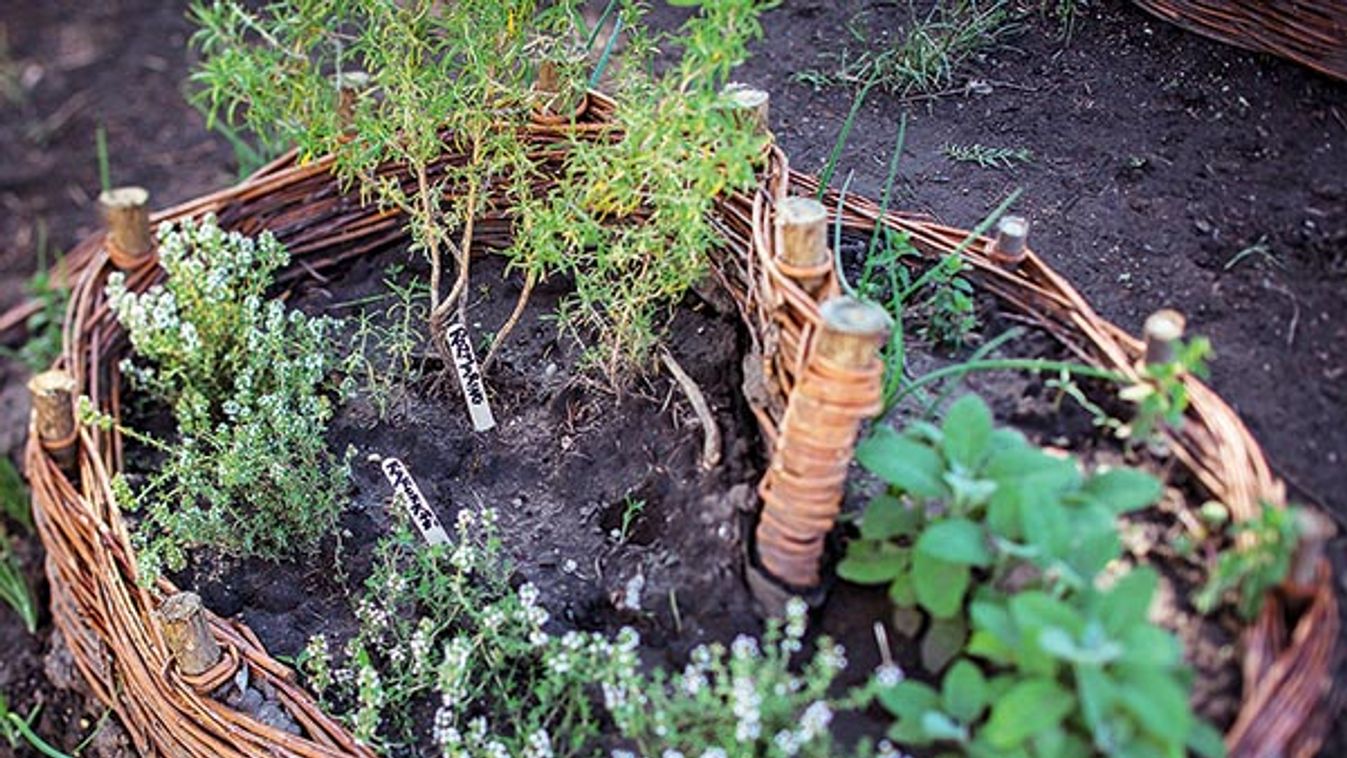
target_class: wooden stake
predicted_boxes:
[1143,309,1186,366]
[753,295,890,596]
[723,83,770,134]
[99,187,153,270]
[335,71,370,127]
[28,370,77,471]
[989,215,1029,268]
[776,196,830,292]
[535,60,559,97]
[1286,508,1335,595]
[160,592,221,677]
[814,297,892,368]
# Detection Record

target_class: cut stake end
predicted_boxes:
[990,215,1029,267]
[1143,309,1186,365]
[99,185,154,267]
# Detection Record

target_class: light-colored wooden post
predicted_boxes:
[776,196,831,293]
[28,370,78,471]
[536,60,559,96]
[814,297,892,368]
[160,592,221,677]
[335,71,369,127]
[99,187,154,270]
[989,215,1029,268]
[754,296,891,601]
[1143,309,1185,366]
[724,83,770,135]
[1285,508,1335,597]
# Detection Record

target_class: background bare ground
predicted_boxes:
[0,0,1344,754]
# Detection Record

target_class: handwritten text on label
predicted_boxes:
[380,457,450,545]
[446,322,496,431]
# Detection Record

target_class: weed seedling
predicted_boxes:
[796,1,1019,97]
[616,496,645,543]
[342,266,432,420]
[0,541,35,635]
[1118,333,1212,446]
[0,455,36,635]
[1,221,68,372]
[942,142,1033,169]
[1,694,70,758]
[1195,502,1298,619]
[1223,235,1282,272]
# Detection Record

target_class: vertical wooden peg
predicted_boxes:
[28,370,78,472]
[989,215,1029,268]
[814,297,892,368]
[753,295,891,597]
[335,71,370,128]
[723,83,770,135]
[160,592,222,677]
[99,187,154,271]
[1285,508,1335,597]
[776,196,831,293]
[1143,309,1186,366]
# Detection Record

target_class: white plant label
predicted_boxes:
[380,457,449,546]
[446,322,496,431]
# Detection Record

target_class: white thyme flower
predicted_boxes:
[785,597,808,639]
[731,634,760,660]
[519,582,540,608]
[731,676,762,743]
[773,729,802,756]
[875,663,904,687]
[522,728,554,758]
[799,701,833,741]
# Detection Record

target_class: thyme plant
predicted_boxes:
[102,216,349,576]
[305,507,866,756]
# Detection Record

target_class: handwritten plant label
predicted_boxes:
[446,322,496,431]
[380,457,449,545]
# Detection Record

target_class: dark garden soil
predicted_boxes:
[169,248,768,663]
[1,1,1345,756]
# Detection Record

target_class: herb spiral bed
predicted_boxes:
[18,93,1338,757]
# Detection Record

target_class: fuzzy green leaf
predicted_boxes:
[1080,468,1162,514]
[914,551,969,619]
[942,659,988,724]
[857,427,947,499]
[1099,568,1158,635]
[917,518,992,567]
[889,572,917,607]
[836,542,908,585]
[922,616,968,673]
[878,679,940,729]
[1187,719,1229,758]
[983,678,1075,749]
[942,394,994,468]
[1119,625,1181,669]
[860,494,921,540]
[1118,667,1191,745]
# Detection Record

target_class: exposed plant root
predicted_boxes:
[482,268,537,374]
[659,347,721,470]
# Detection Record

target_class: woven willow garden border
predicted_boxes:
[1134,0,1347,82]
[8,91,1337,757]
